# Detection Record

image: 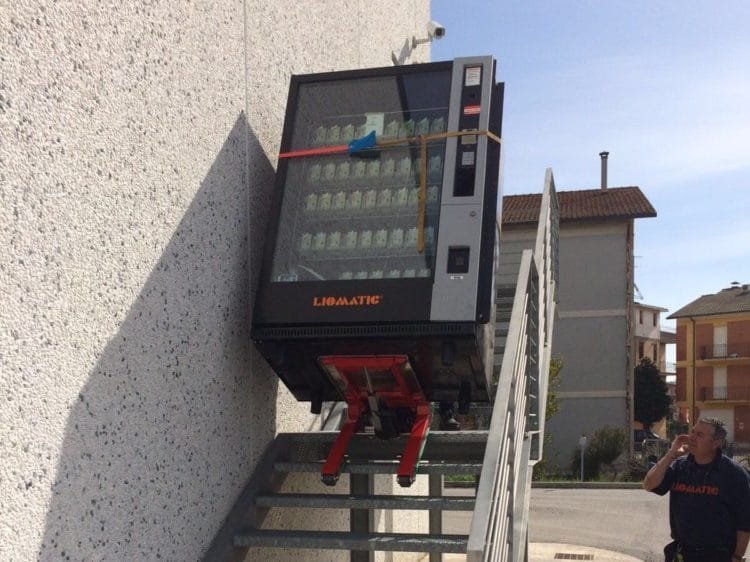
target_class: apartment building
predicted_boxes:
[501,185,656,467]
[669,283,750,443]
[633,302,675,372]
[633,301,676,436]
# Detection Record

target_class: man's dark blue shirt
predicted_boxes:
[651,450,750,551]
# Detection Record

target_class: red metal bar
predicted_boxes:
[320,403,361,486]
[278,144,349,159]
[397,402,432,487]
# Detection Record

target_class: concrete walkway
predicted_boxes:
[441,543,643,561]
[528,543,643,561]
[441,486,648,562]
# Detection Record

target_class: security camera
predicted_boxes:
[427,20,446,39]
[412,20,447,49]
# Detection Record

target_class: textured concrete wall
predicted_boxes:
[1,1,429,559]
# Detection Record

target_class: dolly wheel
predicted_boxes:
[321,473,339,486]
[397,473,415,488]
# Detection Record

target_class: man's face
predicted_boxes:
[687,422,722,458]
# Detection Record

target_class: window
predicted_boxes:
[714,325,727,358]
[638,342,644,359]
[639,310,643,324]
[653,313,657,327]
[713,366,727,400]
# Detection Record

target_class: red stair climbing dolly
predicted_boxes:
[317,355,432,487]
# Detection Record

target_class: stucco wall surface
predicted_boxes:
[501,221,632,469]
[557,227,627,312]
[545,396,626,468]
[1,1,429,559]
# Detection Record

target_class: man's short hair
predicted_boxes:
[698,417,727,442]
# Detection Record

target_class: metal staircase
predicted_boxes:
[223,431,485,560]
[204,171,558,562]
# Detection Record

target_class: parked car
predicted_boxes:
[634,429,661,443]
[633,429,669,455]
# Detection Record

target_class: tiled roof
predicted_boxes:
[502,186,656,225]
[659,330,677,344]
[668,286,750,318]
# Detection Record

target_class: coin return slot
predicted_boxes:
[447,247,470,274]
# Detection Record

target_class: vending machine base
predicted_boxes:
[317,355,432,487]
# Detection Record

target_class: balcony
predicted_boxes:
[700,386,750,402]
[700,342,750,360]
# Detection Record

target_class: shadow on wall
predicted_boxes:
[39,113,280,559]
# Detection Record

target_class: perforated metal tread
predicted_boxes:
[254,492,475,510]
[234,529,469,553]
[273,460,483,475]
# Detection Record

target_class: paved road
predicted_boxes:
[443,487,671,562]
[528,488,670,562]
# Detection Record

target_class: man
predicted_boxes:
[644,417,750,562]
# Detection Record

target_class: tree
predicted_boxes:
[634,357,671,429]
[532,357,563,480]
[545,356,563,419]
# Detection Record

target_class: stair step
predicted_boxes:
[234,529,469,553]
[494,335,507,346]
[284,430,489,445]
[274,461,483,476]
[254,493,475,510]
[496,285,516,298]
[279,431,488,464]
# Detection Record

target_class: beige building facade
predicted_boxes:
[671,284,750,444]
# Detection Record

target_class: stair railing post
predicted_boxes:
[429,473,443,562]
[350,473,374,562]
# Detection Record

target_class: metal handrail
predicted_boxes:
[700,386,750,401]
[700,343,750,360]
[467,169,558,561]
[529,169,559,464]
[467,250,537,562]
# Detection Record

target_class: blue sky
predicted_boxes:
[431,1,750,327]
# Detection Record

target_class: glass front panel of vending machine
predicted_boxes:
[270,67,453,287]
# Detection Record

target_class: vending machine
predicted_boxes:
[252,56,504,484]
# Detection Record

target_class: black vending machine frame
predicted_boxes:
[252,57,504,409]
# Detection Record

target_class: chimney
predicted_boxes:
[599,151,609,190]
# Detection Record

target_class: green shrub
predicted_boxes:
[570,426,627,480]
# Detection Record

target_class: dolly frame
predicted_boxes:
[318,355,432,487]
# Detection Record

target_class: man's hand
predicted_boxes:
[668,434,689,458]
[643,434,687,492]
